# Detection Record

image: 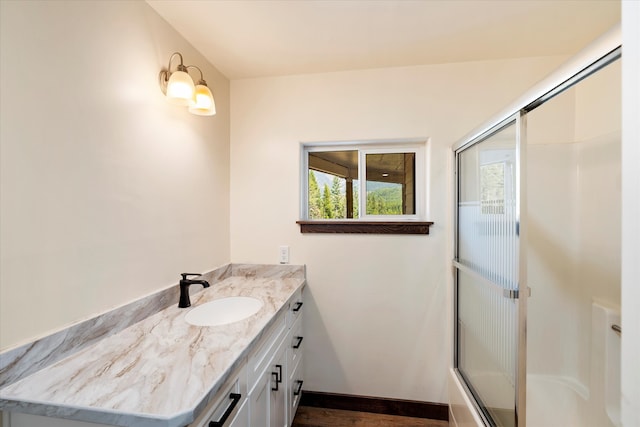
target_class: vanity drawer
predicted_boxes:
[287,287,304,327]
[287,315,304,369]
[288,356,304,422]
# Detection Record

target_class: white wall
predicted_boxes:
[0,1,230,350]
[230,56,565,403]
[621,1,640,425]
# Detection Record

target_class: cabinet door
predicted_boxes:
[249,368,271,427]
[248,337,288,427]
[227,399,249,427]
[269,341,288,427]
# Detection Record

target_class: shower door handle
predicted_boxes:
[503,289,519,299]
[454,260,526,300]
[503,286,531,299]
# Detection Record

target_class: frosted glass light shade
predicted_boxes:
[166,70,195,106]
[188,84,216,116]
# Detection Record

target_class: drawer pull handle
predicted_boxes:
[293,336,304,349]
[209,393,241,427]
[292,302,303,312]
[293,380,304,396]
[271,364,283,391]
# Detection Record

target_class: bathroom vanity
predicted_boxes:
[190,286,305,427]
[0,264,305,427]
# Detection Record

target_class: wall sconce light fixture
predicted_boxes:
[159,52,216,116]
[187,66,216,116]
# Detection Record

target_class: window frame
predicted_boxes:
[359,146,424,220]
[299,139,433,234]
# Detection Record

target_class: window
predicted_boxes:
[298,140,433,234]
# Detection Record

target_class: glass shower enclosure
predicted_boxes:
[452,29,621,427]
[453,114,527,427]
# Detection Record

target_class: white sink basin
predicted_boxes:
[185,297,263,326]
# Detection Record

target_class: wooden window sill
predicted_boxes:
[296,221,434,235]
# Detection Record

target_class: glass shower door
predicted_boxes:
[454,113,527,427]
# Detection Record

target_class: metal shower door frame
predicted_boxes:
[452,111,528,427]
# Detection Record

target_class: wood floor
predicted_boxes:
[292,406,449,427]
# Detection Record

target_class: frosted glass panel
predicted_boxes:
[456,120,520,427]
[458,269,517,427]
[458,123,518,291]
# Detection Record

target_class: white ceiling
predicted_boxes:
[147,0,620,80]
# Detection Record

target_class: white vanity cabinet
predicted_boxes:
[247,287,305,427]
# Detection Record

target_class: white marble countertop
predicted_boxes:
[0,273,305,427]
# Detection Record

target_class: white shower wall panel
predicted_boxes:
[527,142,620,425]
[526,56,621,394]
[526,143,584,382]
[526,135,621,426]
[576,133,622,307]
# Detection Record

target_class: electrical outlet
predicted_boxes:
[279,245,290,264]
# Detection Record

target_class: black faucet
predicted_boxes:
[178,273,210,308]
